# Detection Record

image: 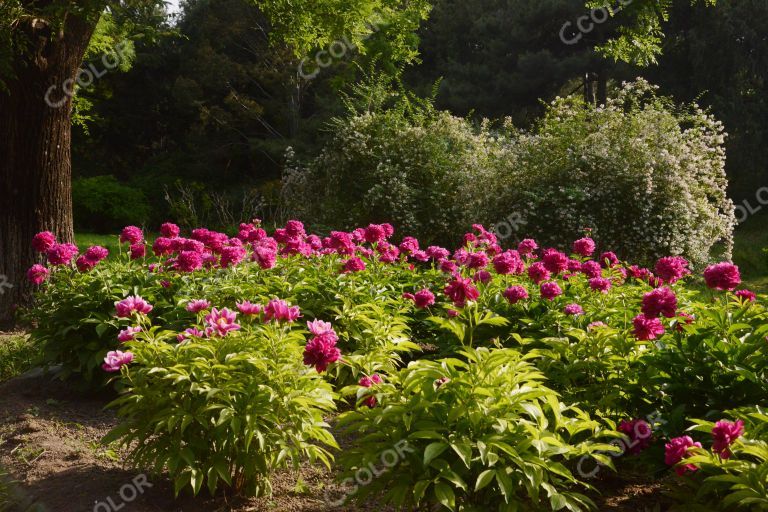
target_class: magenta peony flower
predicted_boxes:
[619,419,653,455]
[409,250,430,263]
[119,226,144,245]
[540,281,563,300]
[473,270,492,284]
[220,245,247,268]
[406,289,436,309]
[115,296,153,318]
[399,237,420,254]
[589,277,612,293]
[76,255,96,272]
[734,289,756,302]
[359,374,383,408]
[252,246,277,270]
[236,301,263,316]
[263,299,301,323]
[629,265,651,280]
[527,262,551,284]
[444,276,480,307]
[588,321,607,331]
[426,246,450,260]
[186,299,211,313]
[32,231,56,253]
[642,287,678,318]
[102,350,134,372]
[46,243,78,266]
[655,256,690,284]
[564,303,584,316]
[438,258,458,274]
[581,260,602,279]
[177,327,205,342]
[378,244,400,264]
[205,307,241,337]
[466,252,489,270]
[129,243,146,260]
[633,314,665,340]
[665,436,702,475]
[567,259,583,272]
[303,336,341,373]
[542,248,569,275]
[600,252,619,268]
[364,224,388,244]
[176,250,203,272]
[703,262,741,291]
[493,250,524,275]
[711,420,745,459]
[517,239,538,255]
[84,245,109,263]
[27,264,49,285]
[118,326,142,342]
[342,257,366,273]
[503,286,529,304]
[160,222,180,238]
[572,238,596,257]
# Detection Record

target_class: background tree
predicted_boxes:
[0,0,430,326]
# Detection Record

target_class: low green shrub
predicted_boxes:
[336,347,618,511]
[73,176,151,232]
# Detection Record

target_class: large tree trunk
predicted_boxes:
[0,11,97,328]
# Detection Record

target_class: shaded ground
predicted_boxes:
[0,373,675,512]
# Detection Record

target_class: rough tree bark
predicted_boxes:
[0,11,98,328]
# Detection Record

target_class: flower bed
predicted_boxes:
[23,221,768,510]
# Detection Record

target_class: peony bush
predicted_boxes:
[22,219,767,509]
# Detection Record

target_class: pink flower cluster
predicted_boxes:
[303,320,341,373]
[665,419,745,475]
[618,419,653,455]
[115,296,154,318]
[358,374,383,407]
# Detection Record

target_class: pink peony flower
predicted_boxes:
[205,307,241,336]
[32,231,56,253]
[703,262,741,291]
[588,321,607,331]
[404,289,435,309]
[655,256,690,284]
[542,249,569,275]
[342,257,366,273]
[589,277,612,293]
[102,350,134,372]
[734,289,756,302]
[665,436,702,475]
[307,319,336,338]
[473,270,492,284]
[160,222,180,238]
[711,420,745,459]
[236,301,263,316]
[186,299,211,313]
[633,314,665,341]
[303,335,341,373]
[447,309,460,318]
[27,264,49,285]
[364,224,388,244]
[263,299,301,323]
[359,374,383,408]
[444,276,480,307]
[581,260,602,279]
[540,281,563,300]
[399,237,420,254]
[493,250,524,275]
[84,245,109,263]
[129,243,146,260]
[76,255,96,272]
[438,258,458,274]
[600,252,619,268]
[115,296,153,318]
[466,252,489,270]
[46,243,78,266]
[527,262,551,284]
[426,246,450,260]
[410,250,430,262]
[220,245,247,268]
[618,419,653,455]
[177,327,205,342]
[503,286,529,304]
[642,287,678,318]
[176,250,203,272]
[572,238,596,257]
[517,239,538,255]
[564,303,584,316]
[119,226,144,245]
[118,326,142,342]
[253,246,277,270]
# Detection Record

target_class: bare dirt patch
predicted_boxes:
[0,374,672,511]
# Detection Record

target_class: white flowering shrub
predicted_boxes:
[282,105,507,244]
[488,79,736,267]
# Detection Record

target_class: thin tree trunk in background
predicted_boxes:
[0,13,97,328]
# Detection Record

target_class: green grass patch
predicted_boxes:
[0,334,40,383]
[732,213,768,292]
